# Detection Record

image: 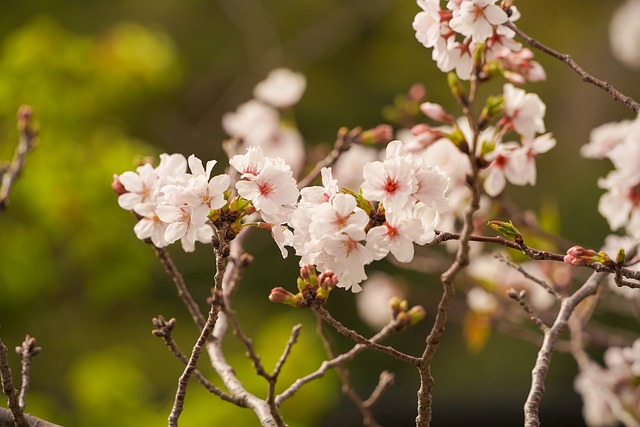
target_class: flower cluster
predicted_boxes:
[289,140,450,292]
[116,141,451,292]
[113,154,230,252]
[413,0,544,82]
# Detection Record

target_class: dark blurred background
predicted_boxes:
[0,0,638,425]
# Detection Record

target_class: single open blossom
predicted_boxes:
[253,68,307,109]
[299,167,338,208]
[235,159,299,218]
[502,83,546,140]
[449,0,509,42]
[366,212,422,262]
[117,163,157,211]
[413,0,443,49]
[222,99,280,148]
[361,141,418,211]
[156,203,212,252]
[580,119,634,159]
[482,143,522,196]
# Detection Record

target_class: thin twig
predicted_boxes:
[506,21,640,113]
[265,325,302,427]
[168,301,223,427]
[523,271,607,427]
[225,308,269,379]
[507,289,549,333]
[433,230,640,283]
[313,306,419,366]
[151,316,244,406]
[315,314,384,427]
[154,246,206,330]
[276,316,404,406]
[297,127,362,189]
[494,252,562,298]
[0,337,27,427]
[272,324,302,379]
[15,336,40,411]
[0,106,38,212]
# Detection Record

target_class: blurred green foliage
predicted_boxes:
[0,1,639,426]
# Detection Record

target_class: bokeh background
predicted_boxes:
[0,0,638,426]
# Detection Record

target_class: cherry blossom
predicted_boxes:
[233,149,299,219]
[366,211,422,262]
[413,0,443,49]
[502,83,546,140]
[449,0,508,42]
[253,68,307,109]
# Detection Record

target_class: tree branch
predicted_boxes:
[523,271,607,427]
[0,106,38,212]
[154,246,206,330]
[506,22,640,113]
[276,316,404,406]
[0,337,27,427]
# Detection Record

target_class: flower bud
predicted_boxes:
[269,287,301,306]
[407,83,427,102]
[406,305,426,326]
[563,246,611,266]
[419,102,455,123]
[111,174,127,195]
[17,105,33,132]
[487,220,521,240]
[360,124,394,145]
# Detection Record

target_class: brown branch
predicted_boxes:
[0,408,62,427]
[205,232,280,426]
[168,300,223,426]
[315,314,386,427]
[0,337,27,427]
[434,230,640,283]
[506,22,640,113]
[276,316,404,406]
[523,271,607,427]
[494,252,562,298]
[416,75,483,426]
[168,228,230,426]
[507,289,549,333]
[151,315,244,406]
[297,127,362,189]
[15,336,40,411]
[0,106,38,212]
[154,246,206,330]
[313,306,419,366]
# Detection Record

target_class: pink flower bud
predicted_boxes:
[407,83,426,102]
[111,174,127,195]
[268,287,299,306]
[361,124,394,145]
[317,270,338,290]
[420,102,455,123]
